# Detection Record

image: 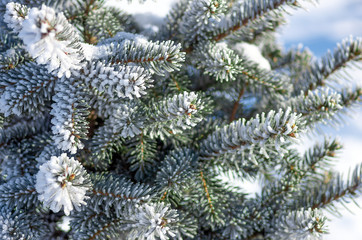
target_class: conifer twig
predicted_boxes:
[229,86,246,122]
[200,171,215,213]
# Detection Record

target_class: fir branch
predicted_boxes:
[211,0,308,42]
[300,138,342,178]
[83,6,135,44]
[153,71,192,96]
[180,0,228,47]
[173,213,198,239]
[70,208,104,235]
[76,0,102,44]
[86,102,144,168]
[292,163,362,213]
[145,91,207,139]
[155,148,198,201]
[89,173,154,217]
[0,1,361,238]
[50,77,90,154]
[271,44,313,71]
[227,12,286,43]
[0,115,49,147]
[185,170,227,229]
[124,202,179,240]
[284,88,343,128]
[85,101,145,170]
[3,2,28,33]
[70,208,123,240]
[0,33,28,70]
[35,140,63,166]
[284,87,362,131]
[0,62,56,117]
[340,87,362,107]
[16,4,85,77]
[79,60,153,100]
[294,36,362,95]
[71,202,179,240]
[238,141,340,239]
[98,37,186,76]
[126,132,157,181]
[158,0,190,42]
[86,124,124,170]
[0,207,48,240]
[265,208,327,239]
[87,85,124,119]
[0,174,39,210]
[195,43,290,95]
[1,137,43,179]
[240,163,303,233]
[87,217,121,240]
[199,108,303,160]
[171,74,182,91]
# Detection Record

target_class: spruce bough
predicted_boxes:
[0,0,361,239]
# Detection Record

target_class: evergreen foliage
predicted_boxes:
[0,0,361,239]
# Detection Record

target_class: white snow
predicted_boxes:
[18,5,83,78]
[4,2,27,33]
[35,153,90,216]
[232,42,272,71]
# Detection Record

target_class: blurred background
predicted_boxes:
[280,1,362,239]
[108,0,362,239]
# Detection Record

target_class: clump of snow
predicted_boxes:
[232,42,271,70]
[4,48,17,58]
[4,2,28,33]
[80,43,96,61]
[18,5,83,78]
[35,153,91,216]
[57,216,71,232]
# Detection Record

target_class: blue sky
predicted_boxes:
[280,0,362,56]
[109,0,362,238]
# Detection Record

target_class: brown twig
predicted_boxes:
[311,181,360,210]
[229,86,246,122]
[200,171,215,213]
[88,218,120,240]
[171,75,181,91]
[91,189,140,201]
[112,55,173,65]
